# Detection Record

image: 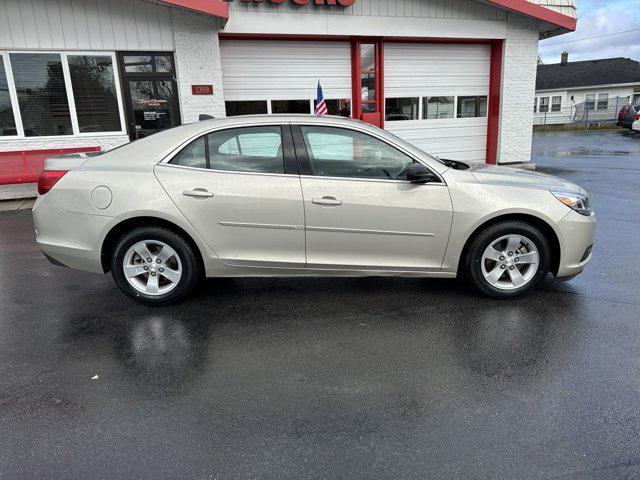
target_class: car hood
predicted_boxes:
[467,163,584,194]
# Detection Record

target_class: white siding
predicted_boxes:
[0,0,174,50]
[220,40,351,101]
[385,42,490,162]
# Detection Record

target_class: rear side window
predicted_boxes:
[208,126,284,174]
[170,137,207,169]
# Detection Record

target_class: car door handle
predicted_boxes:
[182,188,214,198]
[312,196,342,206]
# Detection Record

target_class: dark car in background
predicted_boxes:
[619,104,640,129]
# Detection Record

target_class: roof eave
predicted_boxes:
[158,0,229,19]
[486,0,576,35]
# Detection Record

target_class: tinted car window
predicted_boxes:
[299,126,414,180]
[170,137,207,169]
[208,126,284,174]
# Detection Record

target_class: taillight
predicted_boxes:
[636,113,640,120]
[37,170,68,195]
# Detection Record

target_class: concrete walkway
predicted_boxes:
[0,182,37,201]
[0,198,36,211]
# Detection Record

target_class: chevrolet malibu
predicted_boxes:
[33,115,595,305]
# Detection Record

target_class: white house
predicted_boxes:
[534,53,640,125]
[0,0,577,185]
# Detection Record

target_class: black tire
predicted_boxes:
[111,227,200,305]
[465,221,551,299]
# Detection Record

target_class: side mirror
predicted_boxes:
[406,163,440,184]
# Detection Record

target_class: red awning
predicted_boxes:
[159,0,229,19]
[486,0,576,31]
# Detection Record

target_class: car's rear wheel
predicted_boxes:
[465,221,551,299]
[111,227,200,305]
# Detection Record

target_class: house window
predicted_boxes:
[0,56,17,136]
[585,94,596,110]
[1,51,126,138]
[539,97,549,113]
[424,96,455,119]
[10,53,73,137]
[385,97,419,121]
[68,55,121,133]
[457,96,487,118]
[533,97,538,113]
[225,101,268,116]
[551,96,562,112]
[271,99,311,114]
[597,93,609,110]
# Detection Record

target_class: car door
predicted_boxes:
[293,124,453,271]
[154,124,306,267]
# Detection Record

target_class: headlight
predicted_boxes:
[550,190,593,216]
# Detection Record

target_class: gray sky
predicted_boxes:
[539,0,640,65]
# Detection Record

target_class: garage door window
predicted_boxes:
[272,100,310,114]
[457,96,487,118]
[385,98,419,121]
[300,126,414,180]
[314,99,351,117]
[424,96,455,119]
[209,126,284,174]
[226,101,268,116]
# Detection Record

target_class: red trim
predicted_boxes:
[486,40,503,165]
[377,41,384,129]
[350,40,361,121]
[486,0,576,31]
[158,0,228,19]
[0,146,101,185]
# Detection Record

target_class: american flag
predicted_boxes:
[315,81,328,115]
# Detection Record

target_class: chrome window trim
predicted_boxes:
[156,162,297,180]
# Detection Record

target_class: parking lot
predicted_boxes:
[1,129,639,479]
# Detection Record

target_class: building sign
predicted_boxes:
[232,0,357,5]
[192,84,214,95]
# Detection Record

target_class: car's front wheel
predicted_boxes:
[465,221,551,299]
[111,227,200,305]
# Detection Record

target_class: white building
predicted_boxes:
[534,54,640,125]
[0,0,577,185]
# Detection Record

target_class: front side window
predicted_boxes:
[10,53,73,136]
[0,56,17,136]
[299,126,414,180]
[424,96,455,119]
[597,93,609,110]
[551,96,562,112]
[457,96,487,118]
[225,101,268,116]
[68,55,121,132]
[209,126,284,174]
[170,137,207,169]
[271,100,310,114]
[539,97,550,113]
[385,97,419,121]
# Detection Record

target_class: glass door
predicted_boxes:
[352,41,384,128]
[118,52,181,140]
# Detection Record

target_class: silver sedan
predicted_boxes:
[33,115,595,305]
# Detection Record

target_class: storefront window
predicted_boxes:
[225,101,268,116]
[68,55,121,132]
[457,96,487,118]
[123,54,174,74]
[314,99,351,117]
[271,100,310,114]
[0,56,17,136]
[385,98,418,121]
[424,96,454,119]
[10,53,72,136]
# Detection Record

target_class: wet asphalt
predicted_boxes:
[1,130,639,479]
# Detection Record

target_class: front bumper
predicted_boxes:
[33,194,114,274]
[555,209,596,278]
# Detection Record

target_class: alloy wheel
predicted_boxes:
[123,240,183,296]
[480,234,540,290]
